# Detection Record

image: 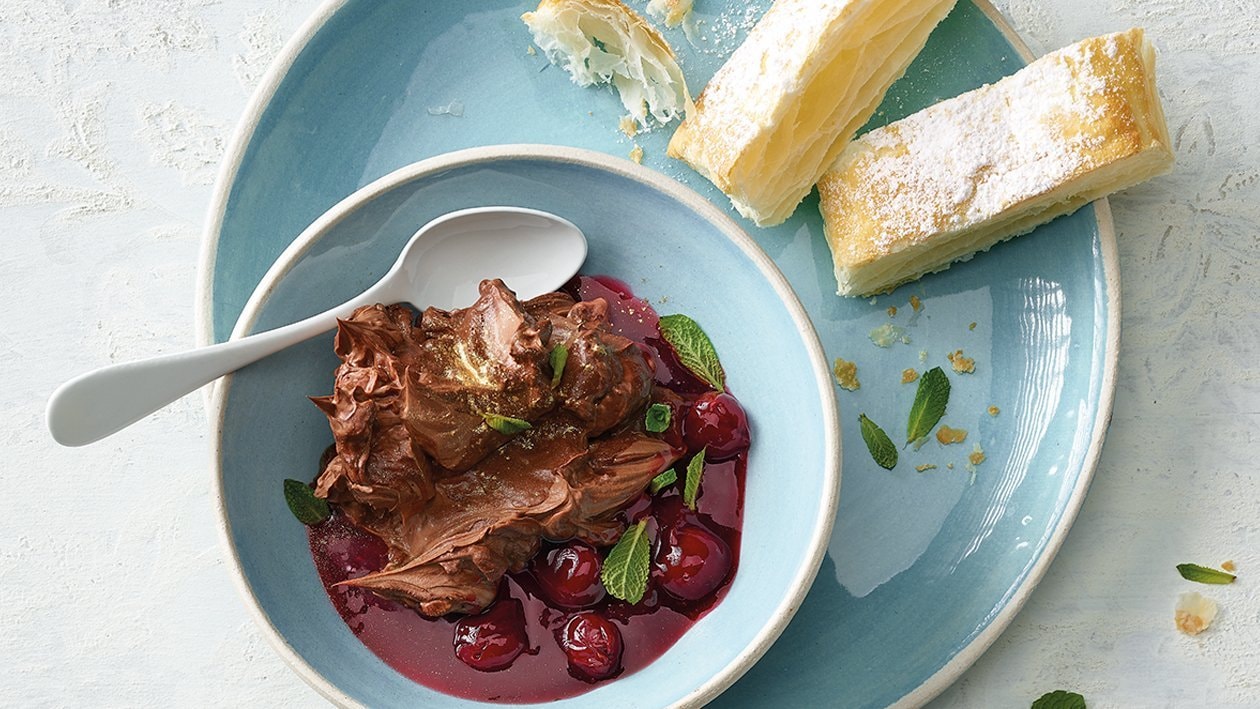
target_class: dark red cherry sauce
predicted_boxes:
[307,276,750,703]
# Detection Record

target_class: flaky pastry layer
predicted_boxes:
[820,28,1174,296]
[667,0,957,226]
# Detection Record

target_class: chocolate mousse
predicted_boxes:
[311,279,683,617]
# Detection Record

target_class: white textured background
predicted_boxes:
[2,1,1256,707]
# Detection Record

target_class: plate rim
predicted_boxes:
[208,144,844,709]
[195,1,1123,706]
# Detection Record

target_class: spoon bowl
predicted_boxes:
[46,206,587,447]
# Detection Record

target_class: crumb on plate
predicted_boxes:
[629,144,644,163]
[832,357,860,391]
[936,425,967,445]
[1222,560,1237,572]
[947,349,976,374]
[619,114,639,137]
[902,368,919,384]
[887,305,898,317]
[968,442,985,466]
[915,463,937,472]
[988,405,1000,416]
[969,321,977,331]
[869,323,910,348]
[910,294,922,312]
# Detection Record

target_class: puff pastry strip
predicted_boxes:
[820,28,1174,296]
[667,0,958,226]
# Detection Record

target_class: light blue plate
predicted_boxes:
[200,1,1119,706]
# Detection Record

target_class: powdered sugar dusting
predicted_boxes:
[839,31,1133,251]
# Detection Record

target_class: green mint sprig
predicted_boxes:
[859,414,897,470]
[683,448,707,510]
[1031,690,1085,709]
[658,314,726,391]
[1176,563,1236,585]
[601,519,651,603]
[906,367,950,444]
[283,479,330,525]
[482,412,532,435]
[645,403,671,433]
[649,468,677,494]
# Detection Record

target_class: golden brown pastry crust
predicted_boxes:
[820,28,1174,296]
[667,0,958,227]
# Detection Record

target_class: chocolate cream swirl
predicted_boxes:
[311,279,682,616]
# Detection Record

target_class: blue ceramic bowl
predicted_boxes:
[211,145,841,708]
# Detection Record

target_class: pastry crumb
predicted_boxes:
[901,368,919,384]
[936,425,967,445]
[832,357,860,391]
[619,114,639,137]
[947,349,976,374]
[629,144,644,163]
[915,463,937,472]
[887,305,898,317]
[988,405,1000,416]
[909,295,922,312]
[1222,560,1237,572]
[946,462,954,469]
[646,0,693,27]
[919,349,928,363]
[869,323,910,348]
[968,443,985,466]
[526,45,537,55]
[1175,592,1218,636]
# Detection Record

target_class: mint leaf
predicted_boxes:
[645,403,671,433]
[283,479,330,525]
[482,412,532,435]
[550,342,569,387]
[906,367,950,443]
[1031,690,1086,709]
[658,314,726,391]
[859,414,897,470]
[1177,563,1236,585]
[683,447,706,510]
[601,519,650,603]
[649,468,677,494]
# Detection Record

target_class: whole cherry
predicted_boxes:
[556,611,624,682]
[682,392,750,461]
[452,598,529,672]
[531,542,606,609]
[653,523,732,602]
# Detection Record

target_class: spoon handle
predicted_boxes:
[47,285,395,447]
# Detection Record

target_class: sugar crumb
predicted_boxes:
[919,349,928,363]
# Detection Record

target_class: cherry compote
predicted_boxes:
[307,276,749,702]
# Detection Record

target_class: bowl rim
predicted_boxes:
[209,144,843,709]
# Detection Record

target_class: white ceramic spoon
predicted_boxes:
[48,206,588,447]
